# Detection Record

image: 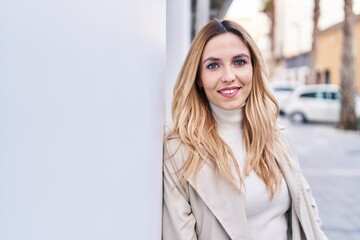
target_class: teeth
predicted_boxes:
[221,89,237,95]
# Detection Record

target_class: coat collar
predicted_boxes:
[171,126,311,239]
[187,162,251,240]
[186,149,303,240]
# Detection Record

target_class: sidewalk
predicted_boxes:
[280,117,360,240]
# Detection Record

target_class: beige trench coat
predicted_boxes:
[162,128,328,240]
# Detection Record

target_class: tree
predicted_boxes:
[338,0,357,130]
[308,0,320,84]
[262,0,276,77]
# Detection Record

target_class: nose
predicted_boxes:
[221,66,235,82]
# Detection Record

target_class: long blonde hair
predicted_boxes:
[169,19,284,198]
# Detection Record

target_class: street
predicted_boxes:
[279,116,360,240]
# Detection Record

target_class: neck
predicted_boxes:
[210,103,244,133]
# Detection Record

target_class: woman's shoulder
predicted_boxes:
[164,132,182,154]
[276,124,300,166]
[277,123,286,132]
[163,132,189,171]
[276,124,291,142]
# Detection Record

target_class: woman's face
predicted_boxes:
[199,32,253,110]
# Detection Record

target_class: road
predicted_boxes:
[279,116,360,240]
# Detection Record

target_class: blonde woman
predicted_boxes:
[163,19,328,240]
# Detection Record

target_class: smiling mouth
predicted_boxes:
[218,88,240,95]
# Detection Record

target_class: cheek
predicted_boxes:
[245,78,253,95]
[200,72,217,89]
[244,68,254,82]
[242,68,253,84]
[241,71,253,95]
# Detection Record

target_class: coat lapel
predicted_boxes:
[276,153,313,239]
[276,156,302,216]
[187,162,251,240]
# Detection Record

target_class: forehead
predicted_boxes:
[202,32,250,59]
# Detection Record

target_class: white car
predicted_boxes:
[271,81,303,115]
[284,84,360,123]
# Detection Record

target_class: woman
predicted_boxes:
[163,19,328,240]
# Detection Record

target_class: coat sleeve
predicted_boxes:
[162,137,197,240]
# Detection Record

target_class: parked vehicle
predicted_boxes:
[271,81,303,115]
[284,84,360,123]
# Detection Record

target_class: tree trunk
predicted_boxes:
[308,0,320,84]
[262,0,276,78]
[338,0,357,129]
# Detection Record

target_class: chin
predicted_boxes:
[220,104,243,110]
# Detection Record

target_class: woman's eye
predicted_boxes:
[207,63,219,70]
[234,59,246,66]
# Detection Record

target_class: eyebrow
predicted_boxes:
[202,53,250,64]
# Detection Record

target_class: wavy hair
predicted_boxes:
[169,19,286,198]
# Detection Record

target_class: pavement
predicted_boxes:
[279,116,360,240]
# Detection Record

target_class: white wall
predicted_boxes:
[0,1,165,239]
[165,0,191,125]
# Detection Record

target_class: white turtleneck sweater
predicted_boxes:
[210,103,291,240]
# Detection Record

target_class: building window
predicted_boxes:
[324,69,330,84]
[316,71,322,84]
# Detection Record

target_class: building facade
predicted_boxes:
[316,14,360,92]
